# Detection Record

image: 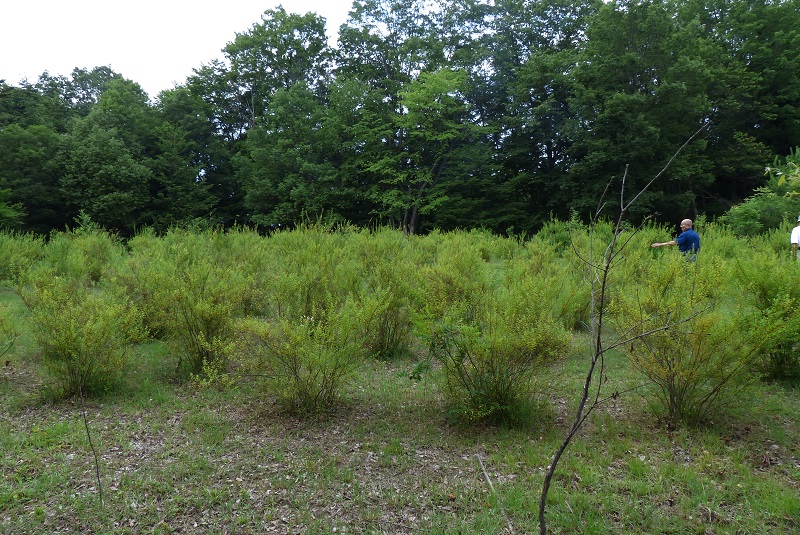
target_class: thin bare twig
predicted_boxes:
[477,454,514,534]
[79,386,104,508]
[537,122,709,535]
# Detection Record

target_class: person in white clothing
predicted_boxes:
[791,215,800,259]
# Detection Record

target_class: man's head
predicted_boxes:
[796,214,800,225]
[680,219,693,230]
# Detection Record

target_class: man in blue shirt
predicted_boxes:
[651,219,700,257]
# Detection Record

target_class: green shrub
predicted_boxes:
[0,232,45,284]
[114,229,173,338]
[231,297,370,416]
[354,228,418,360]
[429,282,570,427]
[763,220,797,258]
[613,258,782,426]
[756,297,800,384]
[718,148,800,236]
[694,221,743,262]
[717,189,783,236]
[123,229,249,375]
[261,225,363,320]
[510,240,588,331]
[39,221,126,284]
[21,275,145,397]
[419,234,491,324]
[360,285,416,360]
[733,246,800,383]
[213,226,273,316]
[534,216,590,252]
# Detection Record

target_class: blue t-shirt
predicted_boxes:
[675,229,700,253]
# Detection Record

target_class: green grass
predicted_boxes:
[2,327,799,535]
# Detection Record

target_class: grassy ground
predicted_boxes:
[1,291,799,534]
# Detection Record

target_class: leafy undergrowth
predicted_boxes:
[1,339,799,535]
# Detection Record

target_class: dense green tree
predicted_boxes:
[380,69,486,234]
[59,79,156,234]
[152,87,223,229]
[0,188,24,230]
[186,8,332,226]
[683,0,800,154]
[237,83,343,227]
[336,0,455,232]
[676,0,800,213]
[1,0,799,235]
[565,0,717,223]
[183,65,244,224]
[0,124,68,233]
[0,69,128,235]
[327,75,400,227]
[441,0,599,232]
[497,46,583,231]
[192,7,331,138]
[338,0,447,92]
[187,60,250,143]
[61,124,152,234]
[34,67,124,121]
[0,82,65,130]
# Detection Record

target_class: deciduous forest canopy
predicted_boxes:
[1,0,798,236]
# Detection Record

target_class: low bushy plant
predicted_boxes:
[718,149,800,236]
[213,226,273,316]
[360,286,416,360]
[717,188,800,236]
[613,258,782,426]
[0,231,45,284]
[230,298,370,416]
[39,216,126,284]
[122,228,249,375]
[757,296,800,384]
[262,225,363,320]
[354,229,418,360]
[20,275,145,397]
[115,229,173,337]
[508,241,588,331]
[692,221,742,262]
[533,216,588,252]
[733,246,800,383]
[763,221,796,257]
[419,234,491,324]
[429,282,570,427]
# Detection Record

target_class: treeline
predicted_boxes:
[1,0,798,236]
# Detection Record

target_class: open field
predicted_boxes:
[2,223,800,534]
[2,326,799,534]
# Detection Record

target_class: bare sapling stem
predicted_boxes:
[538,122,709,535]
[79,384,104,508]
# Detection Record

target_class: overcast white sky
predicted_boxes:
[1,1,353,99]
